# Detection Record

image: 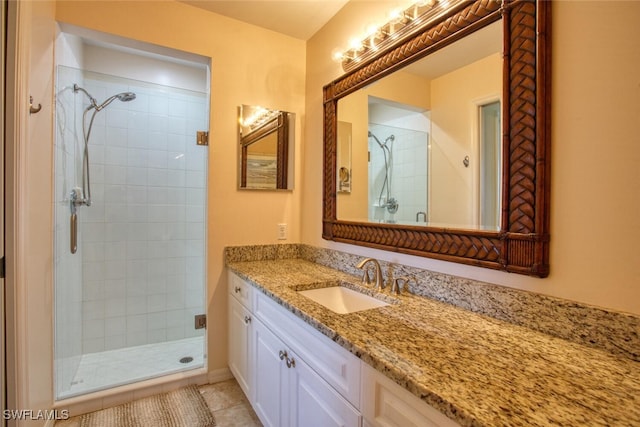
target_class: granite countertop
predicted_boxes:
[227,258,640,427]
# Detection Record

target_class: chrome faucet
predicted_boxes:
[356,258,385,291]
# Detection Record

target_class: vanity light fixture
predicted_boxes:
[241,106,279,131]
[333,0,468,72]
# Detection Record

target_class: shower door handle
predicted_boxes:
[70,213,78,254]
[70,189,79,254]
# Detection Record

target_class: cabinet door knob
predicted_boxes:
[244,315,252,324]
[286,357,296,369]
[234,286,241,293]
[279,350,287,360]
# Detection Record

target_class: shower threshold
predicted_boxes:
[58,336,205,399]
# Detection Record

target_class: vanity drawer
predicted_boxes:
[228,271,253,309]
[254,290,361,409]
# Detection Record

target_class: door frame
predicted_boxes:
[5,0,56,423]
[1,0,7,424]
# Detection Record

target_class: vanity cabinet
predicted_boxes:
[228,273,254,399]
[228,271,459,427]
[253,286,361,407]
[253,315,360,427]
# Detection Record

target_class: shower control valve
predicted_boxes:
[70,188,91,208]
[386,197,399,214]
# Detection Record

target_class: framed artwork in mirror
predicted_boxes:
[238,105,295,190]
[337,121,352,193]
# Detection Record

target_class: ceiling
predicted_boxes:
[179,0,349,40]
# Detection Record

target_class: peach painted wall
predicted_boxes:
[430,53,501,226]
[55,1,306,372]
[304,1,640,316]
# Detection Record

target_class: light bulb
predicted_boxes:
[349,37,363,51]
[331,49,344,62]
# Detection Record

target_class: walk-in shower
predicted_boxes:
[54,63,208,399]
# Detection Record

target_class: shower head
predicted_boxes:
[95,91,136,111]
[73,84,136,111]
[385,135,395,144]
[116,92,136,102]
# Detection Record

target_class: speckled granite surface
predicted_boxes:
[226,244,640,362]
[225,245,640,426]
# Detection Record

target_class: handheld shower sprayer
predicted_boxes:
[368,131,398,214]
[73,84,137,112]
[70,84,136,221]
[71,84,136,207]
[69,84,137,254]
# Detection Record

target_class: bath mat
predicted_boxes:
[80,385,216,427]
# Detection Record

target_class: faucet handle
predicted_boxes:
[360,268,371,285]
[391,276,411,294]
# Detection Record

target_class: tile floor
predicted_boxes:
[59,336,205,398]
[199,380,262,427]
[55,378,262,427]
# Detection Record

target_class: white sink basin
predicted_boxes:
[297,285,389,314]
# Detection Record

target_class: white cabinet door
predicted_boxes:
[253,317,289,427]
[253,315,360,427]
[228,295,253,399]
[290,353,361,427]
[254,290,361,408]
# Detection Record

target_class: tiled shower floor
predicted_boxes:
[59,336,205,398]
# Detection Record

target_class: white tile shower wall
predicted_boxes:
[368,121,428,224]
[54,65,85,396]
[79,76,207,354]
[392,129,428,222]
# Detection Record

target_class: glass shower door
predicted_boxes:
[54,66,208,399]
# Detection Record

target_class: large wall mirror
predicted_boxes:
[238,105,295,190]
[323,0,551,277]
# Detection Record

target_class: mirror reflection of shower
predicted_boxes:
[368,131,398,215]
[72,84,136,208]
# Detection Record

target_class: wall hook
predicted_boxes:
[29,96,42,115]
